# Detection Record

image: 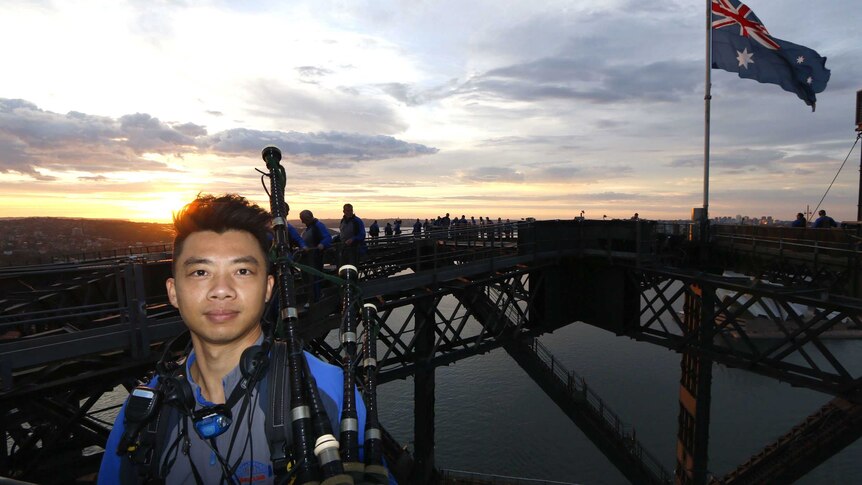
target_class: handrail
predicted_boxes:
[526,337,673,484]
[440,468,579,484]
[714,233,859,255]
[0,243,173,268]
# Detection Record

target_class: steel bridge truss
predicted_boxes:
[630,265,862,483]
[631,267,862,397]
[308,263,544,385]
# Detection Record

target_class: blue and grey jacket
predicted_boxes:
[98,345,369,484]
[339,215,366,245]
[302,219,333,250]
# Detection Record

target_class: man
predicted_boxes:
[300,209,332,303]
[286,202,307,250]
[412,218,422,237]
[98,194,368,484]
[813,209,838,228]
[791,212,807,228]
[339,203,366,266]
[369,220,380,238]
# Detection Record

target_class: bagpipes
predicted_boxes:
[338,265,387,484]
[261,147,387,485]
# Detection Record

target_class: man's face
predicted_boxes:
[300,213,312,226]
[343,205,353,218]
[166,230,274,348]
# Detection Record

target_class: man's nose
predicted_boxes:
[208,273,236,299]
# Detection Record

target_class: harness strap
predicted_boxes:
[266,340,292,477]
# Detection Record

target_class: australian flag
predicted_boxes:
[711,0,830,110]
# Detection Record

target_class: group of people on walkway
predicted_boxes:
[791,209,839,228]
[280,203,366,303]
[367,213,516,240]
[283,204,521,304]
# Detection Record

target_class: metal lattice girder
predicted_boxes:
[715,395,862,485]
[0,357,156,481]
[308,264,546,384]
[631,267,862,397]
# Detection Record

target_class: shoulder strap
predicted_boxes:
[119,395,180,484]
[265,340,292,477]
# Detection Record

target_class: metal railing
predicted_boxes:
[527,337,673,484]
[714,233,860,257]
[0,243,174,268]
[439,468,579,485]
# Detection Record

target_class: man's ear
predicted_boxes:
[166,278,179,308]
[265,275,275,303]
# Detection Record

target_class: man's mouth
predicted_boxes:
[204,310,240,323]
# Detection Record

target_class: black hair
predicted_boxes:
[172,194,271,273]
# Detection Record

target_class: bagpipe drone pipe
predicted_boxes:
[261,146,391,485]
[262,146,350,485]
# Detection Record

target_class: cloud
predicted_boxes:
[296,66,334,83]
[0,98,438,177]
[77,174,109,182]
[523,161,634,183]
[0,99,178,175]
[455,57,701,104]
[203,128,439,166]
[459,166,525,183]
[245,79,408,134]
[669,148,787,171]
[476,135,579,148]
[375,54,701,110]
[377,80,460,106]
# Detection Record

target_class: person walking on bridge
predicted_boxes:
[300,209,332,303]
[339,203,366,266]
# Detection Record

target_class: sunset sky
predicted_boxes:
[1,0,860,223]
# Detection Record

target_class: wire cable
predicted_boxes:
[810,132,862,222]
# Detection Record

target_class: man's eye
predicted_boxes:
[192,269,207,277]
[237,268,251,276]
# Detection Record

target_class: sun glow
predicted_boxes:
[124,192,199,223]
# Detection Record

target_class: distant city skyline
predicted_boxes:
[1,1,860,223]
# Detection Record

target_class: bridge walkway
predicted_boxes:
[503,337,672,485]
[451,282,672,484]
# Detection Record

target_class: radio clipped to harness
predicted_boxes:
[117,386,162,454]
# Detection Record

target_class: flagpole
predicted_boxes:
[703,0,712,229]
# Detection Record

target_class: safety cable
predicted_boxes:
[810,132,861,222]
